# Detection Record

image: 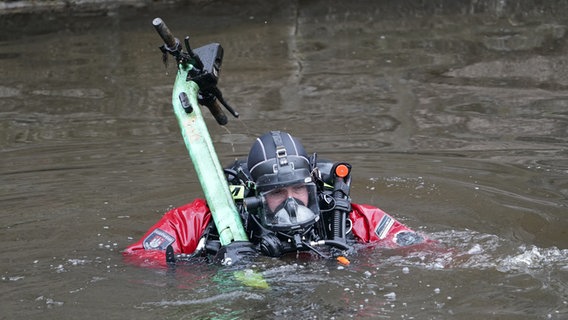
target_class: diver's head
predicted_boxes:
[247,131,319,232]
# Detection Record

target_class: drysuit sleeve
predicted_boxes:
[349,203,426,247]
[122,198,212,267]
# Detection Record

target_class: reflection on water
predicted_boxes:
[1,0,567,319]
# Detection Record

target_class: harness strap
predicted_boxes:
[271,131,288,166]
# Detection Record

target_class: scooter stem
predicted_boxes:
[171,64,249,245]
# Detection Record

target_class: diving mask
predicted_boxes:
[260,182,319,232]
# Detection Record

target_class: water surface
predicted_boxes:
[1,1,567,319]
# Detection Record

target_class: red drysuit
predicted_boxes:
[123,198,424,267]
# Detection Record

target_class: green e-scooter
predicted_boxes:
[152,18,255,266]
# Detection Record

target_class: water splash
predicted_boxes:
[496,245,568,273]
[391,229,568,275]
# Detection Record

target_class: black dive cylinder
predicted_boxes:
[330,163,352,244]
[331,209,347,242]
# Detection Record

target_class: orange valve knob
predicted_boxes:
[335,164,350,178]
[337,256,350,266]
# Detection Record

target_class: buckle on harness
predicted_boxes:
[276,146,288,166]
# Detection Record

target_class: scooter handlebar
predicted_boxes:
[152,17,177,49]
[153,18,236,126]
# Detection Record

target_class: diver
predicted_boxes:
[123,131,426,266]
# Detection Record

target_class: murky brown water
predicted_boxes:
[1,1,567,319]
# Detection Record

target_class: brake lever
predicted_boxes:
[209,86,239,118]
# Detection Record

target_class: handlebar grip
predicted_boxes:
[205,100,228,125]
[152,17,177,49]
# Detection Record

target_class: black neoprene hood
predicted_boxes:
[247,131,311,192]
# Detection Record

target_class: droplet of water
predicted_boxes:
[384,292,396,300]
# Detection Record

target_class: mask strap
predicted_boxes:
[271,131,288,166]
